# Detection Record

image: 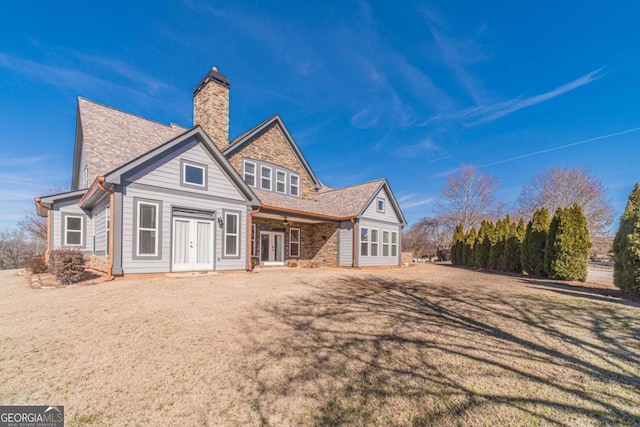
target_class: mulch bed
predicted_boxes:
[31,269,109,289]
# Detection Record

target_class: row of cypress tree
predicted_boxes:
[612,183,640,295]
[451,204,592,281]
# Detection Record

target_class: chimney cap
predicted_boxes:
[194,66,230,95]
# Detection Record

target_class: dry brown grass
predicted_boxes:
[0,264,638,426]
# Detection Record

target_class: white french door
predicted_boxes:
[172,217,214,271]
[260,231,285,266]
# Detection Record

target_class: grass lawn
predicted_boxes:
[0,264,638,426]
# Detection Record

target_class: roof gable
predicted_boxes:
[223,115,321,189]
[357,180,408,226]
[102,127,259,205]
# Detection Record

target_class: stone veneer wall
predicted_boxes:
[252,218,338,268]
[226,125,317,200]
[84,255,110,273]
[193,79,229,152]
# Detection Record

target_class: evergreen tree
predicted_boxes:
[505,218,526,273]
[463,227,477,266]
[545,205,591,281]
[523,207,550,276]
[612,184,640,295]
[451,224,465,265]
[489,216,510,270]
[474,220,490,267]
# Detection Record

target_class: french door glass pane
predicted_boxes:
[260,234,269,261]
[196,222,211,264]
[174,220,189,263]
[275,234,283,261]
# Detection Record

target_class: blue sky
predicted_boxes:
[1,0,639,231]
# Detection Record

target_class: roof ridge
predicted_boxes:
[78,96,188,130]
[318,178,386,194]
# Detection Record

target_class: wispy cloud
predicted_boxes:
[435,67,606,126]
[397,193,437,210]
[393,139,447,158]
[479,126,640,168]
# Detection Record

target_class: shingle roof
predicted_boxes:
[78,98,187,178]
[255,179,384,218]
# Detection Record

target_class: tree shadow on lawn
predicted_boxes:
[238,274,640,426]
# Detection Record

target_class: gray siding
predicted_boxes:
[127,138,245,202]
[357,219,401,267]
[92,197,109,255]
[51,198,93,254]
[338,221,353,267]
[361,187,401,224]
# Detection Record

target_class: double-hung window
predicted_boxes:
[289,228,300,257]
[244,161,256,187]
[276,170,287,194]
[371,229,379,256]
[137,202,159,256]
[290,174,300,197]
[376,198,385,213]
[65,215,83,246]
[260,166,272,190]
[382,231,390,256]
[391,231,398,257]
[360,227,369,256]
[224,212,239,257]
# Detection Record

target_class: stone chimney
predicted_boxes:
[193,66,230,152]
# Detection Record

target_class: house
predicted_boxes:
[35,67,407,275]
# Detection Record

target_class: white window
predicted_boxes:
[65,215,83,246]
[360,227,369,256]
[391,231,398,257]
[289,228,300,258]
[382,231,390,256]
[251,223,256,256]
[260,166,272,190]
[376,198,385,213]
[371,229,379,256]
[137,202,158,256]
[276,170,287,194]
[290,174,300,197]
[224,212,239,257]
[244,161,256,187]
[105,205,110,256]
[183,162,205,187]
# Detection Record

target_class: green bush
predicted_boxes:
[489,217,510,271]
[522,207,550,276]
[451,224,465,265]
[504,218,526,273]
[544,205,591,281]
[49,249,85,284]
[475,220,494,268]
[613,183,640,295]
[462,227,477,266]
[28,256,47,274]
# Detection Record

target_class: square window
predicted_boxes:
[182,161,206,187]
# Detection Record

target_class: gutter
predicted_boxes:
[97,176,115,281]
[351,218,357,268]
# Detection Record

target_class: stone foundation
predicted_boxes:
[84,255,111,273]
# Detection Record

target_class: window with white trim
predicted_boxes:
[376,198,385,213]
[289,228,300,258]
[382,231,390,256]
[371,229,379,256]
[105,205,110,256]
[360,227,369,256]
[224,212,239,257]
[244,161,256,187]
[276,170,286,194]
[290,174,300,197]
[183,162,205,187]
[65,215,83,246]
[251,223,256,256]
[137,202,158,256]
[260,166,272,190]
[391,231,398,257]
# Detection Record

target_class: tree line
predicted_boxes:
[450,204,592,281]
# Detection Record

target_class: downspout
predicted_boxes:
[351,218,357,268]
[46,209,51,264]
[247,206,260,271]
[97,177,115,281]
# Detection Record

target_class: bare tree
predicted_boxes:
[0,230,37,270]
[517,167,614,236]
[403,215,453,260]
[436,164,504,231]
[18,212,47,242]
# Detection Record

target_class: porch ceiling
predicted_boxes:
[253,211,328,224]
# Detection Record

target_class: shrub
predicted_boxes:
[475,220,494,268]
[523,207,550,276]
[613,183,640,295]
[27,256,48,274]
[49,249,85,284]
[545,205,591,281]
[505,218,526,273]
[462,227,477,266]
[489,217,510,271]
[451,224,465,265]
